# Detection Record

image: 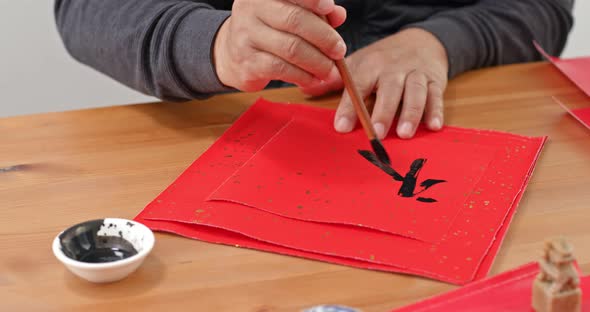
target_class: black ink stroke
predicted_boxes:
[358,150,447,203]
[416,197,437,203]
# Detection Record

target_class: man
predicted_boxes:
[54,0,573,139]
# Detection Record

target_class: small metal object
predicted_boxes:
[303,305,361,312]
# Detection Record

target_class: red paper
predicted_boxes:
[535,41,590,98]
[393,262,590,311]
[139,218,418,273]
[208,112,495,242]
[135,98,546,284]
[553,97,590,130]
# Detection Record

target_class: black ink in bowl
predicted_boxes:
[59,219,138,264]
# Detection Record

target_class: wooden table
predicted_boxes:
[2,62,590,311]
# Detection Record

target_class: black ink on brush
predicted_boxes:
[370,139,391,166]
[358,150,446,203]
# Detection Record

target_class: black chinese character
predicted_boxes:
[358,150,446,203]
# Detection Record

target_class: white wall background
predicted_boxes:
[0,1,588,117]
[0,1,156,117]
[560,1,590,57]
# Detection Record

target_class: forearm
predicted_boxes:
[54,0,231,101]
[405,0,574,78]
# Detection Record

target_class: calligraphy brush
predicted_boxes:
[321,17,391,165]
[333,60,391,165]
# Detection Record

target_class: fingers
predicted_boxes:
[371,74,405,139]
[288,0,335,15]
[424,81,444,131]
[326,5,347,28]
[300,65,342,96]
[287,0,346,27]
[334,91,357,133]
[222,0,347,92]
[258,1,346,60]
[330,67,444,138]
[397,70,428,139]
[334,67,376,133]
[240,51,319,91]
[250,24,334,80]
[378,72,444,138]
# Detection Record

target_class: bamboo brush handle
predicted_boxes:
[320,16,376,140]
[333,59,376,140]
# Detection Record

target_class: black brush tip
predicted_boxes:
[370,139,391,166]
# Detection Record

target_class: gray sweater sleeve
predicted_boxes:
[54,0,231,101]
[406,0,574,78]
[55,0,574,100]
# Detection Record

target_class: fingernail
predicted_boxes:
[332,41,347,59]
[307,78,323,87]
[318,0,334,14]
[397,122,414,139]
[373,122,385,139]
[335,117,353,133]
[430,117,442,130]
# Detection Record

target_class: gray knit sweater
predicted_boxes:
[54,0,574,101]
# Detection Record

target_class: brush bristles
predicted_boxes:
[370,139,391,166]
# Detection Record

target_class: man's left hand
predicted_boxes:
[301,28,449,139]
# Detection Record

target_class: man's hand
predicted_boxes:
[213,0,347,92]
[301,28,449,139]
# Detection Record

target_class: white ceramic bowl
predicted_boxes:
[52,218,155,283]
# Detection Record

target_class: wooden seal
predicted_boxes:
[532,237,582,312]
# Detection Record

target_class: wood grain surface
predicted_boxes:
[1,62,590,311]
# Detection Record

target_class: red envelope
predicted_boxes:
[393,262,589,312]
[535,41,590,98]
[135,98,546,284]
[553,96,590,131]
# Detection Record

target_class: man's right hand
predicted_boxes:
[213,0,347,92]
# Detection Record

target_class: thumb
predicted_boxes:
[300,65,343,96]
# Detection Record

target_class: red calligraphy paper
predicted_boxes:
[135,98,546,284]
[393,262,589,312]
[553,97,590,131]
[208,111,495,242]
[535,41,590,98]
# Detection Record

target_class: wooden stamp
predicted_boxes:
[532,238,582,312]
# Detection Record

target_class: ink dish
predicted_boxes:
[52,218,155,283]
